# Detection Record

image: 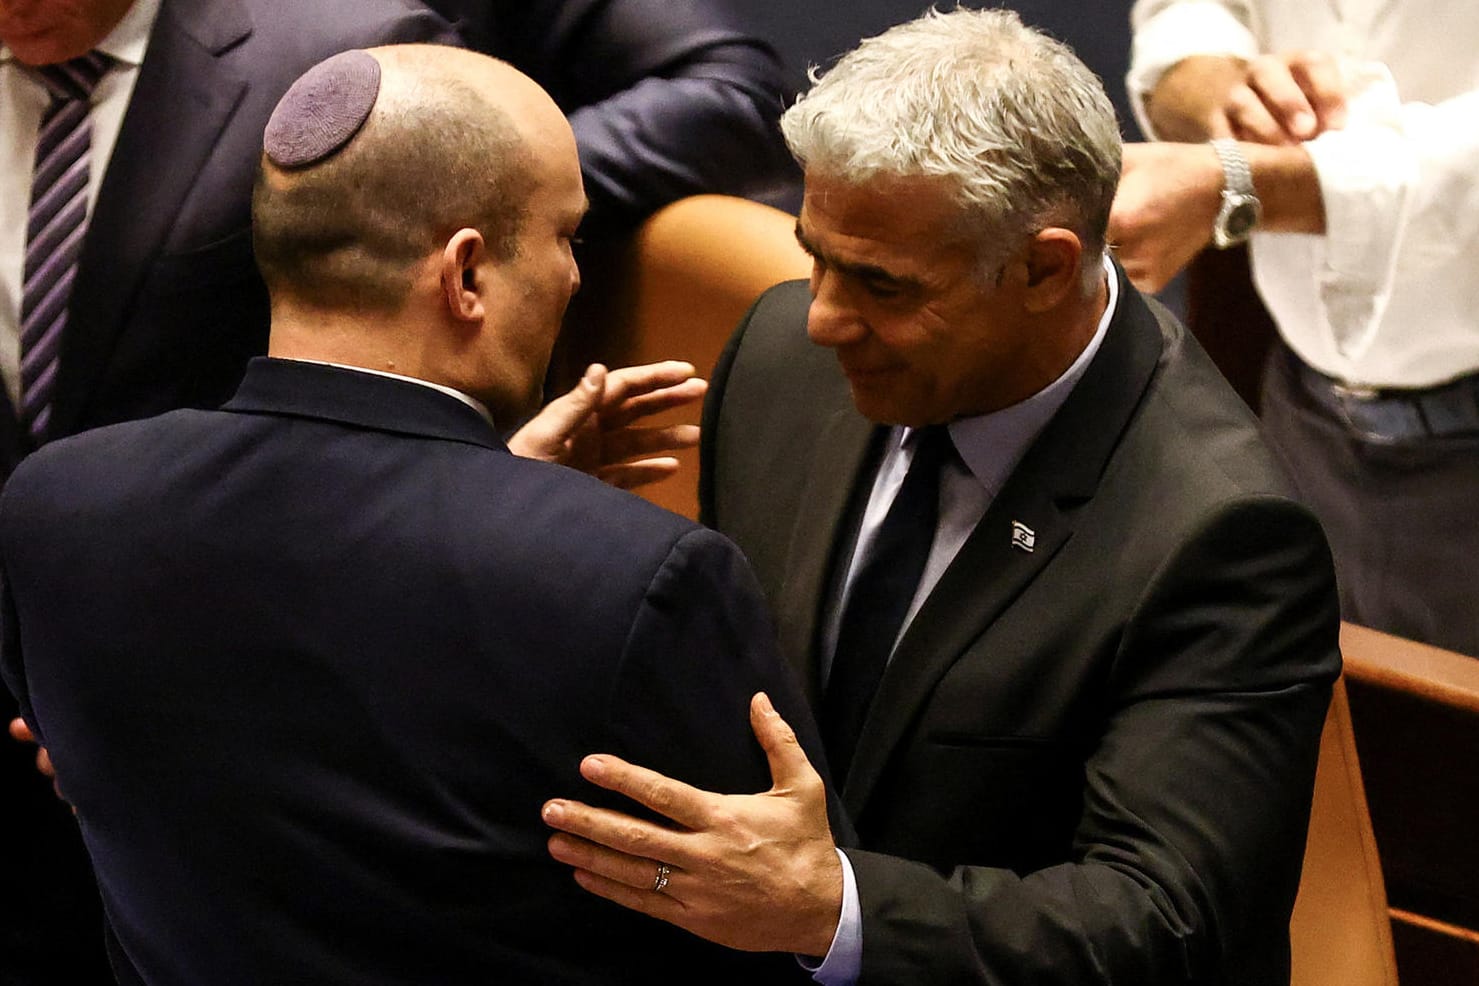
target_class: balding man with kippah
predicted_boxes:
[0,4,458,979]
[0,44,834,985]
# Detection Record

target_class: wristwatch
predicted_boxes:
[1209,138,1262,248]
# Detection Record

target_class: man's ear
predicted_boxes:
[1021,227,1084,313]
[441,228,487,324]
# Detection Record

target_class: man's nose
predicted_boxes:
[806,270,864,348]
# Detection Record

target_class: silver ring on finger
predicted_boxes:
[651,862,672,894]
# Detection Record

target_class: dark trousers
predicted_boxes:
[1261,346,1479,657]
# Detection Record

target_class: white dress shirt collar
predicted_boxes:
[942,251,1119,497]
[278,358,498,428]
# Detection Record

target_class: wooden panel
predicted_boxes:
[1390,910,1479,986]
[1290,677,1398,986]
[558,195,812,518]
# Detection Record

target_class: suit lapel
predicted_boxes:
[843,264,1168,813]
[772,408,877,703]
[54,0,251,435]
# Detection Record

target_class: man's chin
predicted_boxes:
[847,383,929,429]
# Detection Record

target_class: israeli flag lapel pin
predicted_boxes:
[1011,521,1036,553]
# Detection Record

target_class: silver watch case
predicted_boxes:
[1210,138,1262,249]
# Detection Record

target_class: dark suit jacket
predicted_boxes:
[425,0,798,234]
[700,269,1343,984]
[0,358,825,984]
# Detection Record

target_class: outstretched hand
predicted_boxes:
[508,361,706,490]
[542,693,844,957]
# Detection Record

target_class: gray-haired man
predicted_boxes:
[543,8,1341,984]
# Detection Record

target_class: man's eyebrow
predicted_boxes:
[793,221,818,258]
[794,222,921,290]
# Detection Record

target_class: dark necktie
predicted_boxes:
[822,425,954,783]
[20,51,112,443]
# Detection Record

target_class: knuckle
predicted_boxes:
[798,771,825,799]
[623,825,655,855]
[705,803,736,832]
[639,778,673,812]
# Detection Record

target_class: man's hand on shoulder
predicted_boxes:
[508,361,707,490]
[542,693,844,957]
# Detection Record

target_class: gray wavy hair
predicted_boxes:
[782,6,1122,282]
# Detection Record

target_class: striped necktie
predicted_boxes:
[20,51,112,443]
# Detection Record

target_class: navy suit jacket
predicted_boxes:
[1,358,828,984]
[700,270,1342,984]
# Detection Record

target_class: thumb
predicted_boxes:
[510,364,607,460]
[545,363,607,431]
[750,692,815,791]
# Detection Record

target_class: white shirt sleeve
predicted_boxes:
[797,848,862,985]
[1301,69,1479,357]
[1126,0,1259,138]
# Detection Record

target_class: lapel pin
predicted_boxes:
[1011,521,1036,553]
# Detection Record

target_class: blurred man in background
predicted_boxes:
[1112,0,1479,656]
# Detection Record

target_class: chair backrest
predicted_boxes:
[571,194,813,518]
[1340,622,1479,986]
[1289,676,1400,986]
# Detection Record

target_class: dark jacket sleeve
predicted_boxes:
[593,525,852,983]
[430,0,798,232]
[605,526,851,841]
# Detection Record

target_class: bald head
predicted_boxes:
[252,45,566,314]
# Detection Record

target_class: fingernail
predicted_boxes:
[542,801,565,823]
[582,755,607,778]
[756,692,776,716]
[1293,112,1315,136]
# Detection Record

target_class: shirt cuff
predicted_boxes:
[796,848,862,986]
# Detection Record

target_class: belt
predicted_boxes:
[1290,354,1479,442]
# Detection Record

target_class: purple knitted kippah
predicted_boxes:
[263,50,381,168]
